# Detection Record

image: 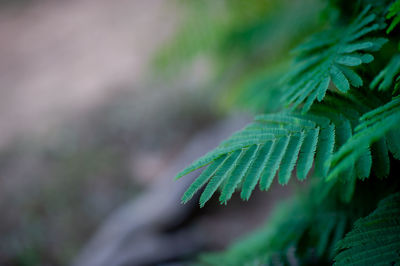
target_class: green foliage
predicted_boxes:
[329,96,400,180]
[370,54,400,93]
[334,192,400,265]
[197,177,400,265]
[199,192,349,265]
[387,0,400,33]
[178,113,334,206]
[178,90,397,206]
[170,0,400,264]
[282,5,387,112]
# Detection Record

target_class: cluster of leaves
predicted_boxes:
[172,0,400,265]
[334,192,400,265]
[282,5,387,112]
[199,178,400,265]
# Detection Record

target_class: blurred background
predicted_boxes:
[0,0,326,265]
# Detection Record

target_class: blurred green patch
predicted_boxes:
[154,0,328,114]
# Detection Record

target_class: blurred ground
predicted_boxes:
[0,1,218,265]
[0,0,176,146]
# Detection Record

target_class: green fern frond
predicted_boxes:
[370,54,400,93]
[178,113,336,206]
[283,6,387,112]
[178,107,373,206]
[329,96,400,180]
[334,192,400,266]
[179,90,395,206]
[387,0,400,33]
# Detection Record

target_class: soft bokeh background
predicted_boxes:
[0,0,326,265]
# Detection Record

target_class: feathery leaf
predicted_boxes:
[329,96,400,179]
[178,113,336,205]
[283,6,387,112]
[387,0,400,33]
[370,54,400,93]
[334,193,400,266]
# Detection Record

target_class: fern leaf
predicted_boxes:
[259,136,291,190]
[283,6,387,112]
[314,123,335,177]
[334,193,400,265]
[181,155,227,204]
[370,54,400,93]
[329,96,400,180]
[330,65,350,92]
[240,143,272,200]
[296,127,319,180]
[335,55,363,66]
[175,150,225,180]
[387,0,400,33]
[179,92,398,205]
[340,67,363,88]
[178,113,336,205]
[199,150,241,207]
[317,75,331,101]
[219,145,258,204]
[354,147,372,179]
[337,41,374,53]
[278,132,306,185]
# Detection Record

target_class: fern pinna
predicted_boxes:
[173,0,400,265]
[334,192,400,265]
[282,5,387,112]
